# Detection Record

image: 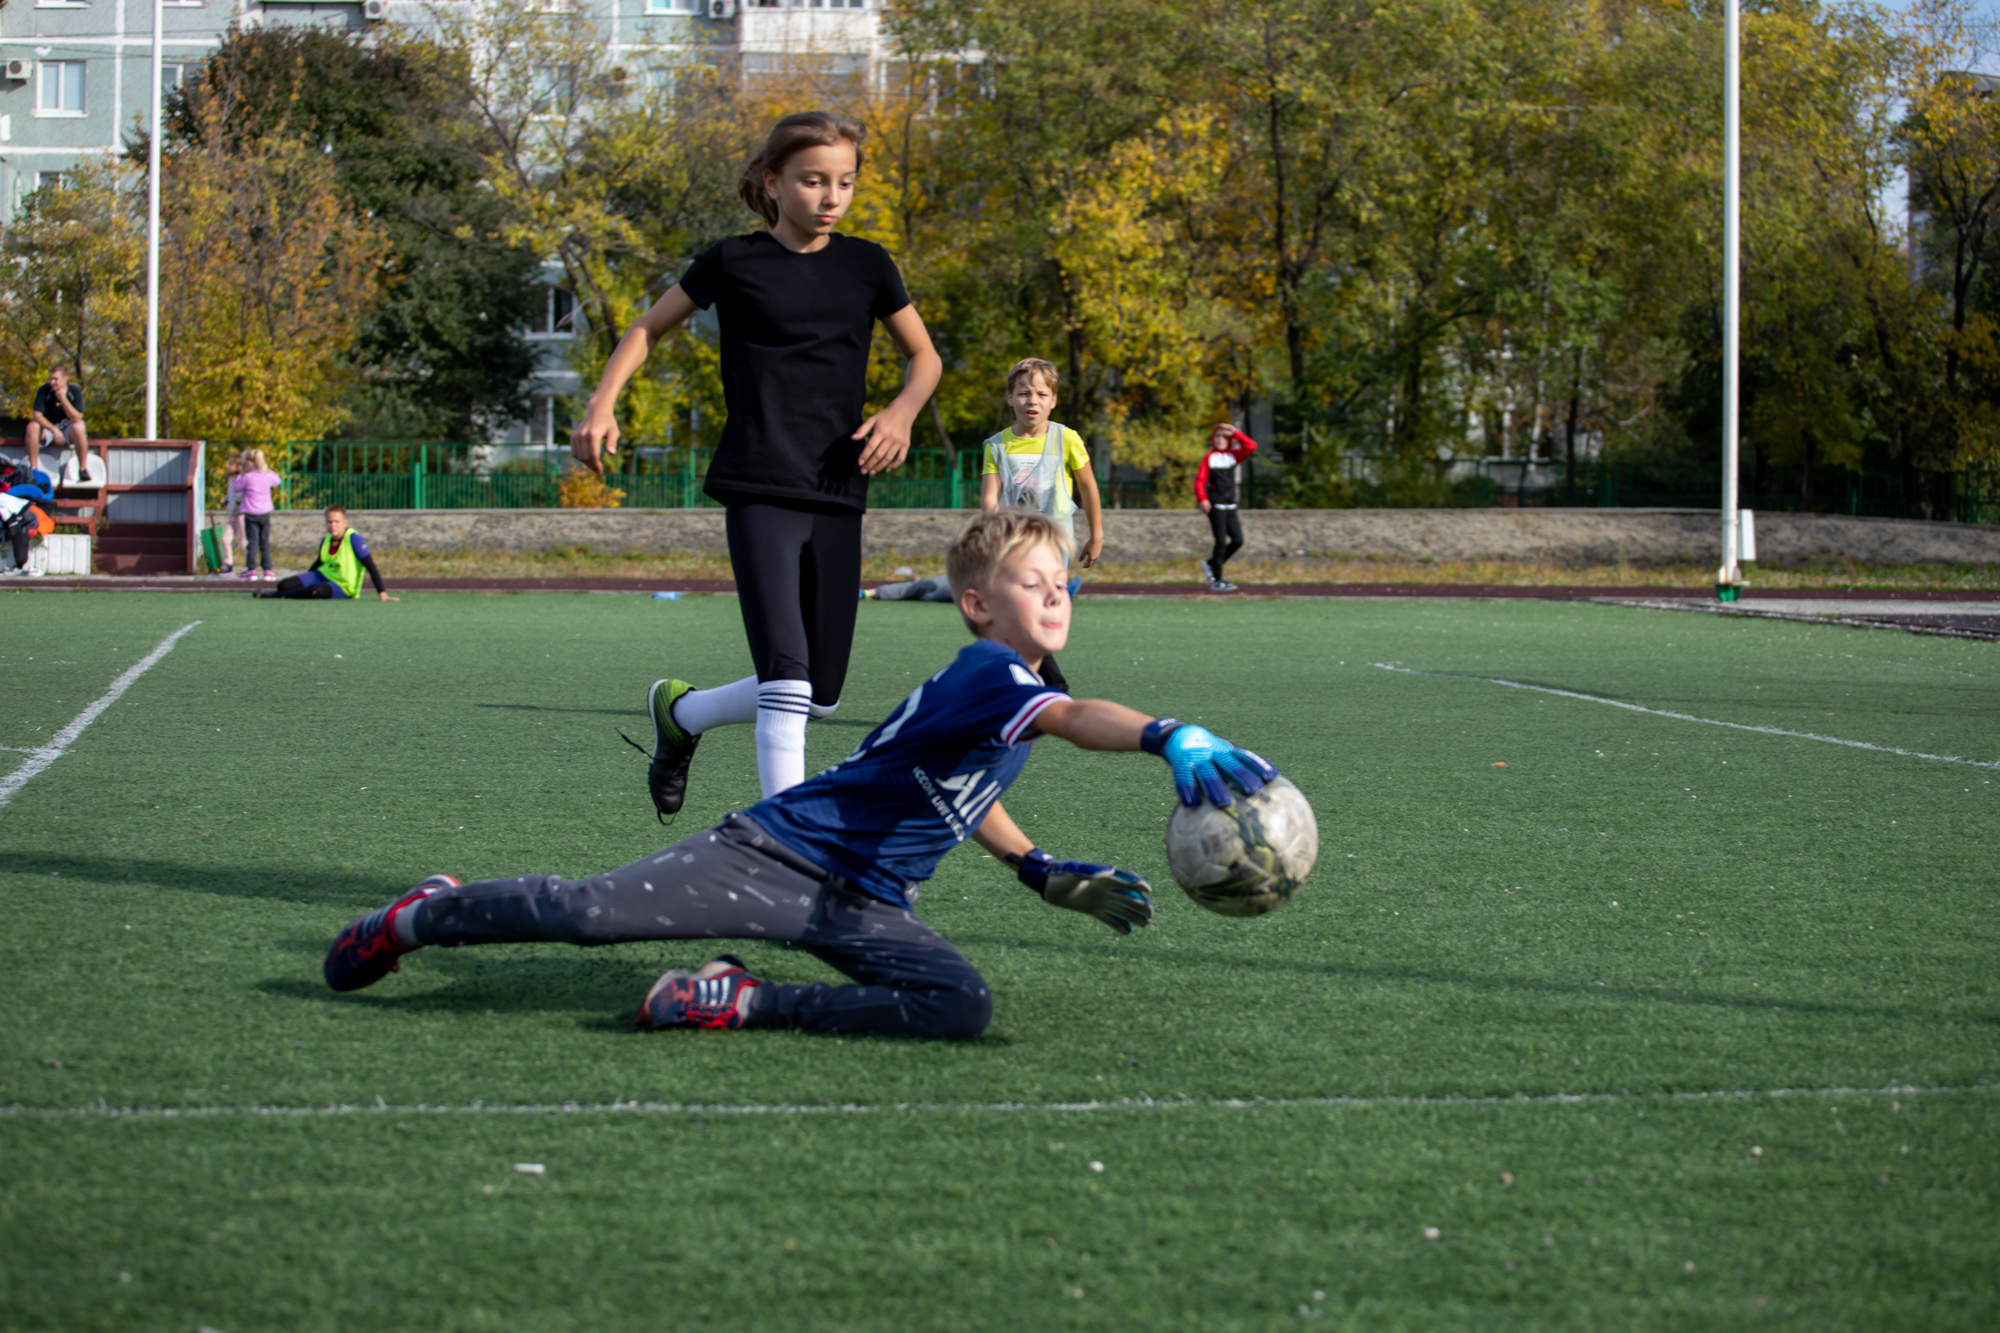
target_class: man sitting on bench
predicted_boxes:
[258,506,398,602]
[26,365,92,479]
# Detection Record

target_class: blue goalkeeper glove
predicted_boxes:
[1141,718,1280,807]
[1014,849,1154,935]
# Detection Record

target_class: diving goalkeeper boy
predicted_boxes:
[323,510,1279,1040]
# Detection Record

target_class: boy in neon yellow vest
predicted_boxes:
[259,506,399,601]
[979,357,1103,568]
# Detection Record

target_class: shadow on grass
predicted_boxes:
[474,704,875,729]
[3,852,395,905]
[949,932,2000,1030]
[477,703,640,716]
[256,948,1018,1045]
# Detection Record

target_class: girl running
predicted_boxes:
[570,111,942,817]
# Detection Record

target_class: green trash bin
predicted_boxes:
[200,525,222,574]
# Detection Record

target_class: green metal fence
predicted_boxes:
[242,443,980,512]
[214,441,1998,523]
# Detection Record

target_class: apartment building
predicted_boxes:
[0,0,891,442]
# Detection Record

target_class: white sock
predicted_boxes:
[754,680,813,796]
[807,697,840,721]
[669,674,760,736]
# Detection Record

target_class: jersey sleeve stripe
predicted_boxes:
[1001,691,1067,745]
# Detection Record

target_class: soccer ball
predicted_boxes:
[1165,777,1319,917]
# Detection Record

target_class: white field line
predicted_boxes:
[0,621,202,809]
[1,1082,1991,1122]
[1373,663,2000,770]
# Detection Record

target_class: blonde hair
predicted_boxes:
[243,448,270,472]
[1006,358,1059,395]
[739,111,866,226]
[946,510,1073,636]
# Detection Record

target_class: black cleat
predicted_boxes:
[644,679,700,822]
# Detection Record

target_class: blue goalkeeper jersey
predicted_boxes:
[747,639,1067,907]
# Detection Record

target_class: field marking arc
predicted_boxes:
[0,621,203,809]
[1373,663,2000,770]
[2,1082,1991,1122]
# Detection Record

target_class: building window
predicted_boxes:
[523,395,573,446]
[161,64,186,95]
[645,0,697,11]
[530,286,575,337]
[37,62,87,118]
[37,171,70,192]
[529,66,578,116]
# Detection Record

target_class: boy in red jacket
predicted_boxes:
[1195,422,1257,592]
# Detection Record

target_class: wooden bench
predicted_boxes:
[1,439,206,573]
[48,473,107,539]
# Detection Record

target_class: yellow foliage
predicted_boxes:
[158,113,388,446]
[0,88,385,451]
[556,467,626,509]
[0,161,146,434]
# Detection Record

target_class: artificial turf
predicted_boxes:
[1,590,1995,1329]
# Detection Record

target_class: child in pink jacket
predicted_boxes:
[229,448,282,581]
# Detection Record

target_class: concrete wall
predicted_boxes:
[245,507,2000,567]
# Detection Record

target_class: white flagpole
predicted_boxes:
[1719,0,1742,598]
[144,0,163,440]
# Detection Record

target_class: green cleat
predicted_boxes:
[645,678,701,822]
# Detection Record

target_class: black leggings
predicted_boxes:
[725,502,862,708]
[1208,507,1243,577]
[241,513,272,571]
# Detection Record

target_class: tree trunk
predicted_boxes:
[1564,348,1582,495]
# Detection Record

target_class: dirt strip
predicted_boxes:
[7,576,1998,600]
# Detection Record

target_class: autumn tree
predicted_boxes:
[162,28,545,440]
[0,161,146,434]
[154,92,388,443]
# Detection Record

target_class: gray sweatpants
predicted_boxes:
[410,812,992,1039]
[872,573,954,602]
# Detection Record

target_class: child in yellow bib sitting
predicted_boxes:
[979,357,1104,570]
[257,506,399,602]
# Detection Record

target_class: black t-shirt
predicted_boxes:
[678,232,912,513]
[32,383,82,421]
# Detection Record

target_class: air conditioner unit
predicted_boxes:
[707,0,736,18]
[3,60,30,83]
[363,0,390,20]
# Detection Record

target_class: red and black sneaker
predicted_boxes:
[636,955,762,1030]
[323,875,459,993]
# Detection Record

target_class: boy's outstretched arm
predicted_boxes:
[1032,699,1283,808]
[973,801,1153,934]
[1026,698,1150,751]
